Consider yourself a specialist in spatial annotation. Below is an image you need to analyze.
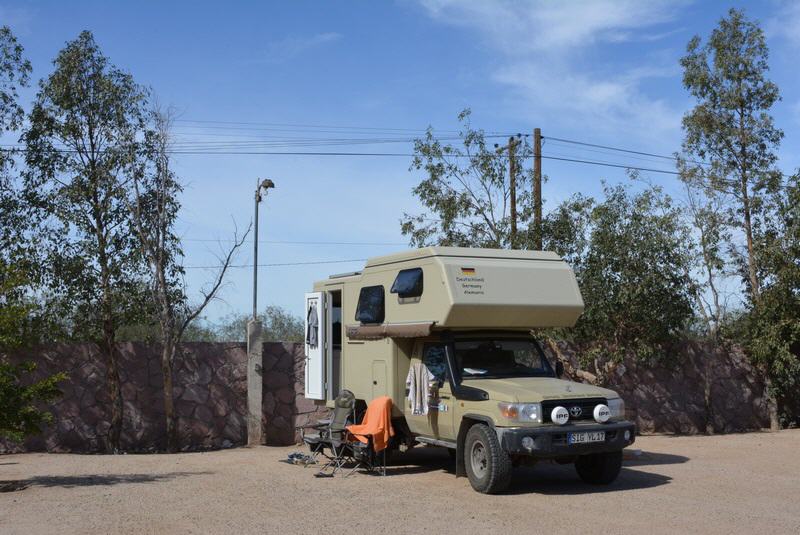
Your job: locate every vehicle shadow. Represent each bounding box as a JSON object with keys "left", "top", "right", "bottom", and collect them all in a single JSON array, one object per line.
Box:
[
  {"left": 9, "top": 471, "right": 212, "bottom": 490},
  {"left": 505, "top": 464, "right": 671, "bottom": 495},
  {"left": 387, "top": 446, "right": 676, "bottom": 494},
  {"left": 625, "top": 451, "right": 690, "bottom": 466}
]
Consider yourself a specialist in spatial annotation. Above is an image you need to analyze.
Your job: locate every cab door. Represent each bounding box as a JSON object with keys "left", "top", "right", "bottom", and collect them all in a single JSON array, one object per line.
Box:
[{"left": 404, "top": 342, "right": 456, "bottom": 441}]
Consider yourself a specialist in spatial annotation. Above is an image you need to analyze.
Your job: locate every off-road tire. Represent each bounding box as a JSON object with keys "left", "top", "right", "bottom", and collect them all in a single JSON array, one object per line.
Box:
[
  {"left": 575, "top": 450, "right": 623, "bottom": 485},
  {"left": 464, "top": 424, "right": 513, "bottom": 494}
]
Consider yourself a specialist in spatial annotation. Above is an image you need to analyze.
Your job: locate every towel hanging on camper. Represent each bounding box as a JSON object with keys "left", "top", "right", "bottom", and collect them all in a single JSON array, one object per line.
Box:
[
  {"left": 306, "top": 301, "right": 319, "bottom": 348},
  {"left": 406, "top": 362, "right": 434, "bottom": 415}
]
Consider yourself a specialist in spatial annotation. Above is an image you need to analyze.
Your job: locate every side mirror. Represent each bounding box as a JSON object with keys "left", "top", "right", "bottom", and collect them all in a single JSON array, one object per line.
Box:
[{"left": 555, "top": 361, "right": 564, "bottom": 378}]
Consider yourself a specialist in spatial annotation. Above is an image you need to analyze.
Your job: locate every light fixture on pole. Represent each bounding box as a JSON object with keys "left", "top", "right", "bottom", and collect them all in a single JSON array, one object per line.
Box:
[{"left": 253, "top": 178, "right": 275, "bottom": 320}]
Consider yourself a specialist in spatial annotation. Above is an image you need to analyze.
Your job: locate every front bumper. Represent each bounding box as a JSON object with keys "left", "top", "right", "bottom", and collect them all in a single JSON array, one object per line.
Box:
[{"left": 496, "top": 421, "right": 636, "bottom": 458}]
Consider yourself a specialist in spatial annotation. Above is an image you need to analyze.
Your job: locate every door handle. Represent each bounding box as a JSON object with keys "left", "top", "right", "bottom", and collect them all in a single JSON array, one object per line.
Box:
[{"left": 439, "top": 395, "right": 450, "bottom": 399}]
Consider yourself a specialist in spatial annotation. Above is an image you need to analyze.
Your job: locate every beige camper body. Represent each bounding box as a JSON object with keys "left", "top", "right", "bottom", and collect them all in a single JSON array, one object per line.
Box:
[{"left": 309, "top": 247, "right": 585, "bottom": 403}]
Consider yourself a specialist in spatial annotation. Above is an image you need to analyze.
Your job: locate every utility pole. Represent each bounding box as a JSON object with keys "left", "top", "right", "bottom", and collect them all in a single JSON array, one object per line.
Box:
[
  {"left": 533, "top": 127, "right": 543, "bottom": 251},
  {"left": 508, "top": 136, "right": 518, "bottom": 249},
  {"left": 247, "top": 178, "right": 275, "bottom": 447}
]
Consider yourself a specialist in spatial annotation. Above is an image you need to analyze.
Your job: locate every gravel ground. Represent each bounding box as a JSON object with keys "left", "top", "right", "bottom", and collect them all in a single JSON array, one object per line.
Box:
[{"left": 1, "top": 431, "right": 798, "bottom": 535}]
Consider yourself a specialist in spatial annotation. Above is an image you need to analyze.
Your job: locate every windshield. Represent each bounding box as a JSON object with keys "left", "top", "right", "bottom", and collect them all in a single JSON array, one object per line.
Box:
[{"left": 454, "top": 338, "right": 554, "bottom": 379}]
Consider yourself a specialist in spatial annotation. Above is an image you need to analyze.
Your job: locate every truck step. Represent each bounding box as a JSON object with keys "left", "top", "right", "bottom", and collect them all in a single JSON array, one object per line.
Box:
[{"left": 415, "top": 436, "right": 457, "bottom": 449}]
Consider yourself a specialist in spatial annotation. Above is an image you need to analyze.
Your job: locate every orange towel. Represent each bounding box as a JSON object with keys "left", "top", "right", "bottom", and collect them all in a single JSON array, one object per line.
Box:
[{"left": 346, "top": 396, "right": 395, "bottom": 452}]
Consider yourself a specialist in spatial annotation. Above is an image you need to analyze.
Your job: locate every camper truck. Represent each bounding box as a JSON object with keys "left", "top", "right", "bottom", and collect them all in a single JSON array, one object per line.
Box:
[{"left": 304, "top": 247, "right": 635, "bottom": 493}]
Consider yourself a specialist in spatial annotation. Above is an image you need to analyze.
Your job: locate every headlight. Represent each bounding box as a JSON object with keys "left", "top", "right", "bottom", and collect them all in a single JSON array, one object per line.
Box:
[
  {"left": 498, "top": 402, "right": 543, "bottom": 423},
  {"left": 607, "top": 398, "right": 625, "bottom": 420}
]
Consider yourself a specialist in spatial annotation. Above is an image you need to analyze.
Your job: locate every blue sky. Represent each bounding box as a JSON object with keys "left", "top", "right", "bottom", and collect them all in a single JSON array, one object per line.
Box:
[{"left": 3, "top": 0, "right": 800, "bottom": 321}]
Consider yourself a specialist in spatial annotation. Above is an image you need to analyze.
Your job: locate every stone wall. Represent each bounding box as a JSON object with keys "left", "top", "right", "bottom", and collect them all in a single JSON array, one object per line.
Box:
[
  {"left": 546, "top": 341, "right": 770, "bottom": 433},
  {"left": 0, "top": 342, "right": 327, "bottom": 453},
  {"left": 1, "top": 340, "right": 770, "bottom": 453}
]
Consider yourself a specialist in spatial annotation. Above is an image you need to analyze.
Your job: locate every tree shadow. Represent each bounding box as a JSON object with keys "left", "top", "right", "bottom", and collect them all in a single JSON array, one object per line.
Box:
[{"left": 13, "top": 471, "right": 212, "bottom": 489}]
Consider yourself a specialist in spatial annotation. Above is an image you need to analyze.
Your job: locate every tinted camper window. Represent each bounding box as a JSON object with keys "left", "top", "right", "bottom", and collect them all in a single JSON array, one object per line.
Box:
[
  {"left": 355, "top": 285, "right": 385, "bottom": 324},
  {"left": 390, "top": 268, "right": 423, "bottom": 298}
]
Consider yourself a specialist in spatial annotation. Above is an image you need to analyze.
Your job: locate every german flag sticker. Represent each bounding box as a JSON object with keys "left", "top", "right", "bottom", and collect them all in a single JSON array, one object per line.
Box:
[{"left": 460, "top": 267, "right": 476, "bottom": 275}]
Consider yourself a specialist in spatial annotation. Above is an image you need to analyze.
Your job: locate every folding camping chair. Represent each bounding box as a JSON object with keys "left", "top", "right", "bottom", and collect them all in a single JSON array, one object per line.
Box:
[
  {"left": 296, "top": 389, "right": 356, "bottom": 476},
  {"left": 344, "top": 396, "right": 395, "bottom": 477}
]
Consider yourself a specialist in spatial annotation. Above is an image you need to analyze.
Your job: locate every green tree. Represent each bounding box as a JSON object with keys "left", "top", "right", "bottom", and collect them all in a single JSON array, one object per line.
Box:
[
  {"left": 23, "top": 31, "right": 150, "bottom": 451},
  {"left": 0, "top": 27, "right": 65, "bottom": 442},
  {"left": 544, "top": 184, "right": 694, "bottom": 368},
  {"left": 213, "top": 306, "right": 304, "bottom": 343},
  {"left": 680, "top": 8, "right": 784, "bottom": 429},
  {"left": 0, "top": 25, "right": 35, "bottom": 285},
  {"left": 402, "top": 109, "right": 533, "bottom": 248},
  {"left": 0, "top": 268, "right": 66, "bottom": 441}
]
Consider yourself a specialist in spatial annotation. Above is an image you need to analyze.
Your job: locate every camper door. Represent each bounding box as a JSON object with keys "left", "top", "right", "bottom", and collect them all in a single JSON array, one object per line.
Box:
[{"left": 304, "top": 292, "right": 326, "bottom": 400}]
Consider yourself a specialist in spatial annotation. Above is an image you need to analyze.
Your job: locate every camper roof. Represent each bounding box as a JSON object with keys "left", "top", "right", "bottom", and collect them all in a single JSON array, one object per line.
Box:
[{"left": 364, "top": 246, "right": 561, "bottom": 268}]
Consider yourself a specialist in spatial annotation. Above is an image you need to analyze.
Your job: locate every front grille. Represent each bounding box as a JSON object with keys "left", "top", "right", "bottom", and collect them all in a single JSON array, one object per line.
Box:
[{"left": 542, "top": 398, "right": 606, "bottom": 423}]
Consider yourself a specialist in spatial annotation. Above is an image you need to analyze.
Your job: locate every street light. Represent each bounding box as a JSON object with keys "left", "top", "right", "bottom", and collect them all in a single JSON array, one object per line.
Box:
[{"left": 253, "top": 178, "right": 275, "bottom": 320}]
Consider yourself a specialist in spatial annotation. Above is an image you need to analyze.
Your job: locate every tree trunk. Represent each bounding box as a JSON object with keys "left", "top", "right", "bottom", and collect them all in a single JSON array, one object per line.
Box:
[
  {"left": 764, "top": 374, "right": 780, "bottom": 431},
  {"left": 97, "top": 217, "right": 123, "bottom": 453},
  {"left": 703, "top": 344, "right": 715, "bottom": 434},
  {"left": 162, "top": 339, "right": 177, "bottom": 452},
  {"left": 740, "top": 170, "right": 760, "bottom": 303},
  {"left": 104, "top": 322, "right": 123, "bottom": 452}
]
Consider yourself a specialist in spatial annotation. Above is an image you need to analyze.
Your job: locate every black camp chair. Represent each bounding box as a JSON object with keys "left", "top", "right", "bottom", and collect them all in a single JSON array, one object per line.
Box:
[
  {"left": 320, "top": 397, "right": 392, "bottom": 477},
  {"left": 297, "top": 390, "right": 356, "bottom": 475}
]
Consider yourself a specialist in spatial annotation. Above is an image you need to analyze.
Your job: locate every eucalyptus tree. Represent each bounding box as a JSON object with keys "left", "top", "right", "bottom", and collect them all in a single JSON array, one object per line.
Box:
[
  {"left": 23, "top": 31, "right": 150, "bottom": 452},
  {"left": 402, "top": 109, "right": 533, "bottom": 249},
  {"left": 128, "top": 105, "right": 248, "bottom": 452},
  {"left": 680, "top": 8, "right": 782, "bottom": 304},
  {"left": 680, "top": 9, "right": 784, "bottom": 430}
]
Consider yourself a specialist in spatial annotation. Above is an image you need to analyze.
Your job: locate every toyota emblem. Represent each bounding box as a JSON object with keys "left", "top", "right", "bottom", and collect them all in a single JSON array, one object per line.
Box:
[{"left": 569, "top": 406, "right": 583, "bottom": 418}]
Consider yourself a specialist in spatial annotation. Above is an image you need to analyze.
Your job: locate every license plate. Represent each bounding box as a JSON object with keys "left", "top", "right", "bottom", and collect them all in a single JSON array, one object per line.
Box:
[{"left": 568, "top": 431, "right": 605, "bottom": 444}]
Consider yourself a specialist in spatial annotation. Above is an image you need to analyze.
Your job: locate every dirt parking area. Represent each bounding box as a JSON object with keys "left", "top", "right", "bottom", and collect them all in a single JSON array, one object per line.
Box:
[{"left": 1, "top": 431, "right": 798, "bottom": 534}]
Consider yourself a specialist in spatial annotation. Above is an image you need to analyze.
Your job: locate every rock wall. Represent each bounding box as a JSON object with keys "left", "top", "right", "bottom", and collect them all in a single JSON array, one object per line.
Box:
[
  {"left": 0, "top": 342, "right": 327, "bottom": 453},
  {"left": 546, "top": 341, "right": 770, "bottom": 434},
  {"left": 1, "top": 340, "right": 770, "bottom": 453}
]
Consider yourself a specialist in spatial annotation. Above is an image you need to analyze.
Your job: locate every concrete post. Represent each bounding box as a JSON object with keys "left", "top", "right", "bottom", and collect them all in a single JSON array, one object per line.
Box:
[{"left": 246, "top": 319, "right": 263, "bottom": 446}]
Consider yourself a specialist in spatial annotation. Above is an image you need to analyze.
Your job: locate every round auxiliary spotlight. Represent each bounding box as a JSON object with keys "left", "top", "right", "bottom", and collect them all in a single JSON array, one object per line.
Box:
[
  {"left": 521, "top": 436, "right": 535, "bottom": 450},
  {"left": 551, "top": 406, "right": 569, "bottom": 426},
  {"left": 593, "top": 404, "right": 611, "bottom": 423}
]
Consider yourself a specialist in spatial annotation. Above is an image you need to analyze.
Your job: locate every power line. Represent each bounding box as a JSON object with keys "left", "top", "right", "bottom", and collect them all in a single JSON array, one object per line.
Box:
[
  {"left": 1, "top": 145, "right": 683, "bottom": 174},
  {"left": 183, "top": 258, "right": 367, "bottom": 269},
  {"left": 175, "top": 119, "right": 453, "bottom": 133},
  {"left": 182, "top": 238, "right": 406, "bottom": 246},
  {"left": 540, "top": 153, "right": 679, "bottom": 175},
  {"left": 544, "top": 135, "right": 710, "bottom": 167}
]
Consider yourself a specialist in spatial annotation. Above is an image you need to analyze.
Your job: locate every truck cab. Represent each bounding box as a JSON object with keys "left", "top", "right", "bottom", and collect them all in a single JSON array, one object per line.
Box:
[{"left": 305, "top": 247, "right": 635, "bottom": 493}]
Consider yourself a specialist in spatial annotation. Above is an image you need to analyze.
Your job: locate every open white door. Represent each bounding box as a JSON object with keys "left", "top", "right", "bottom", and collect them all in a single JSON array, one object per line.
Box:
[{"left": 304, "top": 292, "right": 325, "bottom": 400}]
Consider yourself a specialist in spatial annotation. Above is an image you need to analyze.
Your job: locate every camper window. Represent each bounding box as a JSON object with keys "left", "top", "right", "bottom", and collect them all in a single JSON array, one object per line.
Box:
[
  {"left": 355, "top": 285, "right": 385, "bottom": 324},
  {"left": 390, "top": 268, "right": 423, "bottom": 298}
]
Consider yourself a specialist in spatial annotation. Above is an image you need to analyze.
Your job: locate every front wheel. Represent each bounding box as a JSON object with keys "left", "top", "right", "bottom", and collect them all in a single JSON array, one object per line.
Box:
[
  {"left": 464, "top": 424, "right": 513, "bottom": 494},
  {"left": 575, "top": 450, "right": 623, "bottom": 484}
]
